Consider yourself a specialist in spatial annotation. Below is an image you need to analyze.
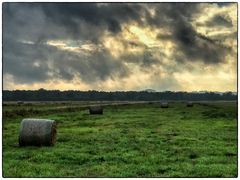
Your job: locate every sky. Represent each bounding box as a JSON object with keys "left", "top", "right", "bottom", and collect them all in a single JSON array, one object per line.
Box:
[{"left": 3, "top": 2, "right": 237, "bottom": 92}]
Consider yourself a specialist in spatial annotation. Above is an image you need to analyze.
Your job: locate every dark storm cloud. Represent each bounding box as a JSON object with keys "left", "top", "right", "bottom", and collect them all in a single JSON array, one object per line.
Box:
[
  {"left": 3, "top": 37, "right": 129, "bottom": 84},
  {"left": 146, "top": 3, "right": 199, "bottom": 27},
  {"left": 3, "top": 3, "right": 137, "bottom": 83},
  {"left": 120, "top": 50, "right": 162, "bottom": 70},
  {"left": 52, "top": 48, "right": 129, "bottom": 83},
  {"left": 151, "top": 3, "right": 232, "bottom": 64},
  {"left": 173, "top": 21, "right": 230, "bottom": 64},
  {"left": 216, "top": 2, "right": 235, "bottom": 7},
  {"left": 3, "top": 39, "right": 51, "bottom": 83},
  {"left": 3, "top": 3, "right": 146, "bottom": 42},
  {"left": 41, "top": 3, "right": 144, "bottom": 35},
  {"left": 205, "top": 14, "right": 233, "bottom": 27},
  {"left": 3, "top": 2, "right": 236, "bottom": 87}
]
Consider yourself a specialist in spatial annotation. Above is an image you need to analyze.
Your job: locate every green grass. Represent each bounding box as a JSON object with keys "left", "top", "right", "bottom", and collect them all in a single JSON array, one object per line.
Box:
[{"left": 3, "top": 102, "right": 237, "bottom": 177}]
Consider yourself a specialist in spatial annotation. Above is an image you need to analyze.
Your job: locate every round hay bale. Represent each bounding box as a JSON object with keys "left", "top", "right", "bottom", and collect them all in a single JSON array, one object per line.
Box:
[
  {"left": 186, "top": 102, "right": 194, "bottom": 107},
  {"left": 161, "top": 102, "right": 169, "bottom": 108},
  {"left": 89, "top": 106, "right": 103, "bottom": 115},
  {"left": 19, "top": 118, "right": 57, "bottom": 146}
]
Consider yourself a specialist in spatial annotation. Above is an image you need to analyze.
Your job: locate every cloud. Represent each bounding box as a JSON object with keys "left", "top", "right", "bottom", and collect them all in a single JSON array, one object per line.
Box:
[
  {"left": 4, "top": 38, "right": 130, "bottom": 84},
  {"left": 206, "top": 14, "right": 233, "bottom": 27},
  {"left": 150, "top": 3, "right": 233, "bottom": 64},
  {"left": 3, "top": 3, "right": 147, "bottom": 42},
  {"left": 2, "top": 2, "right": 237, "bottom": 91},
  {"left": 3, "top": 39, "right": 51, "bottom": 83}
]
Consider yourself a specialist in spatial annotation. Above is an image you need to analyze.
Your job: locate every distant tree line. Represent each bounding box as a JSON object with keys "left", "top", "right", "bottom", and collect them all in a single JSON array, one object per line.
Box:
[{"left": 2, "top": 89, "right": 237, "bottom": 101}]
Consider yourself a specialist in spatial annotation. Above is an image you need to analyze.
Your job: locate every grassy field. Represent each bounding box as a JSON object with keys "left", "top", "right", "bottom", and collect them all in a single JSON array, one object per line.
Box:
[{"left": 2, "top": 101, "right": 237, "bottom": 177}]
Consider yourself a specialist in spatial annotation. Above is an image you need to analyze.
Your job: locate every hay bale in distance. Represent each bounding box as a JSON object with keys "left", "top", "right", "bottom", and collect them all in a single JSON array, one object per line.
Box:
[
  {"left": 161, "top": 102, "right": 169, "bottom": 108},
  {"left": 89, "top": 106, "right": 103, "bottom": 115},
  {"left": 186, "top": 102, "right": 194, "bottom": 107},
  {"left": 19, "top": 118, "right": 57, "bottom": 146}
]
